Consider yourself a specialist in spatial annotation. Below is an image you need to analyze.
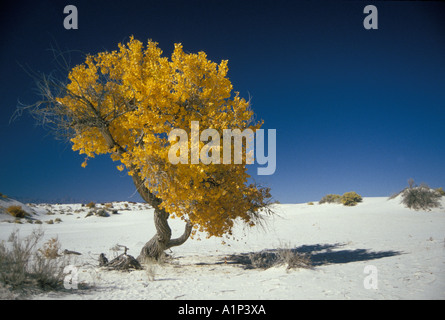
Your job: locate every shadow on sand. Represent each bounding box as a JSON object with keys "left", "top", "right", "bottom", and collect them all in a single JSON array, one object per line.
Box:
[{"left": 223, "top": 243, "right": 402, "bottom": 269}]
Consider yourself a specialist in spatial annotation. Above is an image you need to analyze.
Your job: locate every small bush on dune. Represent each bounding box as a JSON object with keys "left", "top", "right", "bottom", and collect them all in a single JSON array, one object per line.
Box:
[
  {"left": 436, "top": 187, "right": 445, "bottom": 196},
  {"left": 104, "top": 203, "right": 114, "bottom": 209},
  {"left": 319, "top": 192, "right": 362, "bottom": 206},
  {"left": 6, "top": 206, "right": 28, "bottom": 218},
  {"left": 319, "top": 194, "right": 341, "bottom": 204},
  {"left": 340, "top": 191, "right": 363, "bottom": 206},
  {"left": 390, "top": 180, "right": 443, "bottom": 211},
  {"left": 86, "top": 202, "right": 96, "bottom": 209},
  {"left": 95, "top": 209, "right": 110, "bottom": 217},
  {"left": 400, "top": 183, "right": 441, "bottom": 211}
]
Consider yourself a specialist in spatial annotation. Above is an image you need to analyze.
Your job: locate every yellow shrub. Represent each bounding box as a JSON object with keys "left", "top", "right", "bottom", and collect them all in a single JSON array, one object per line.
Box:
[
  {"left": 6, "top": 205, "right": 28, "bottom": 218},
  {"left": 340, "top": 192, "right": 362, "bottom": 206},
  {"left": 319, "top": 194, "right": 341, "bottom": 204},
  {"left": 86, "top": 202, "right": 96, "bottom": 209}
]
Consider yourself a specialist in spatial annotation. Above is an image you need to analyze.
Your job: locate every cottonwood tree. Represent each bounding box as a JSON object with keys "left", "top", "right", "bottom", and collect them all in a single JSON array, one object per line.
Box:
[{"left": 17, "top": 37, "right": 274, "bottom": 261}]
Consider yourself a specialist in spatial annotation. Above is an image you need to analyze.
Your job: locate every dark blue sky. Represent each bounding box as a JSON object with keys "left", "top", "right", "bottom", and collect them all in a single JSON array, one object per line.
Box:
[{"left": 1, "top": 0, "right": 444, "bottom": 204}]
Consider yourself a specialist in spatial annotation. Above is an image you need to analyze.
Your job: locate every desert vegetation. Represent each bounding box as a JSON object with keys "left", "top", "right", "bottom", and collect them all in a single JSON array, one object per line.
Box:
[
  {"left": 340, "top": 192, "right": 363, "bottom": 206},
  {"left": 319, "top": 194, "right": 342, "bottom": 204},
  {"left": 391, "top": 179, "right": 443, "bottom": 211},
  {"left": 319, "top": 192, "right": 362, "bottom": 206},
  {"left": 0, "top": 230, "right": 70, "bottom": 296},
  {"left": 6, "top": 205, "right": 28, "bottom": 218},
  {"left": 248, "top": 248, "right": 312, "bottom": 270}
]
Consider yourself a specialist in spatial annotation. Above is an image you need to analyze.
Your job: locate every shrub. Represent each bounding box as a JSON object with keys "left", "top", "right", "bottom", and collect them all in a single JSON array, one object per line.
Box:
[
  {"left": 6, "top": 206, "right": 28, "bottom": 218},
  {"left": 38, "top": 237, "right": 61, "bottom": 259},
  {"left": 104, "top": 203, "right": 113, "bottom": 209},
  {"left": 0, "top": 230, "right": 69, "bottom": 293},
  {"left": 436, "top": 187, "right": 445, "bottom": 196},
  {"left": 277, "top": 248, "right": 312, "bottom": 270},
  {"left": 319, "top": 194, "right": 341, "bottom": 204},
  {"left": 95, "top": 209, "right": 110, "bottom": 217},
  {"left": 248, "top": 248, "right": 312, "bottom": 270},
  {"left": 86, "top": 202, "right": 96, "bottom": 209},
  {"left": 340, "top": 191, "right": 362, "bottom": 206},
  {"left": 249, "top": 251, "right": 280, "bottom": 269},
  {"left": 401, "top": 184, "right": 441, "bottom": 211}
]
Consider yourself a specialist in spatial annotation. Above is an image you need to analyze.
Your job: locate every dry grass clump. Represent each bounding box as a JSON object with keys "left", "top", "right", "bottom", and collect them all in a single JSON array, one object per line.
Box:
[
  {"left": 249, "top": 247, "right": 312, "bottom": 270},
  {"left": 0, "top": 230, "right": 70, "bottom": 295},
  {"left": 38, "top": 237, "right": 61, "bottom": 259}
]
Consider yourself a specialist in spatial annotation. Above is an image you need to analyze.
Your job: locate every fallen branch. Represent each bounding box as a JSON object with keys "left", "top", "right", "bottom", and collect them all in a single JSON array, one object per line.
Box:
[
  {"left": 63, "top": 249, "right": 82, "bottom": 255},
  {"left": 98, "top": 245, "right": 142, "bottom": 271}
]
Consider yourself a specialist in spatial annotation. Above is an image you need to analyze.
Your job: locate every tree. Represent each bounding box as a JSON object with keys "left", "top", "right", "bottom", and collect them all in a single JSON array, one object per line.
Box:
[{"left": 18, "top": 37, "right": 274, "bottom": 261}]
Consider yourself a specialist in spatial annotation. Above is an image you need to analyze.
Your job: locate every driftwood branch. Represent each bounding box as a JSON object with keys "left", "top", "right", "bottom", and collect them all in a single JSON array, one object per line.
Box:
[{"left": 99, "top": 246, "right": 142, "bottom": 271}]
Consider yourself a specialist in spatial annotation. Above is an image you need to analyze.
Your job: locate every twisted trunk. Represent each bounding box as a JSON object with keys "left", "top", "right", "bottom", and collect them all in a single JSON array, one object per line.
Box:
[
  {"left": 137, "top": 207, "right": 193, "bottom": 261},
  {"left": 129, "top": 170, "right": 193, "bottom": 262}
]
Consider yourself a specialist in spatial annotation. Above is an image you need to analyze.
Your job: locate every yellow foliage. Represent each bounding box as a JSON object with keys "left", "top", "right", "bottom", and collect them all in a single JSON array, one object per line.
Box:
[
  {"left": 340, "top": 191, "right": 362, "bottom": 206},
  {"left": 57, "top": 36, "right": 272, "bottom": 238}
]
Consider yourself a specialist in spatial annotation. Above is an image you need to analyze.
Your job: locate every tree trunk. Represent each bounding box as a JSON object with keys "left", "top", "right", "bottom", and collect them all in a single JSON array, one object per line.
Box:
[
  {"left": 99, "top": 125, "right": 194, "bottom": 262},
  {"left": 137, "top": 206, "right": 193, "bottom": 262}
]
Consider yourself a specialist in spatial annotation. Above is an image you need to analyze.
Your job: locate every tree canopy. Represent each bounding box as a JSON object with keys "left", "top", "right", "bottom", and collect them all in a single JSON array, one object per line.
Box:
[{"left": 24, "top": 36, "right": 274, "bottom": 240}]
